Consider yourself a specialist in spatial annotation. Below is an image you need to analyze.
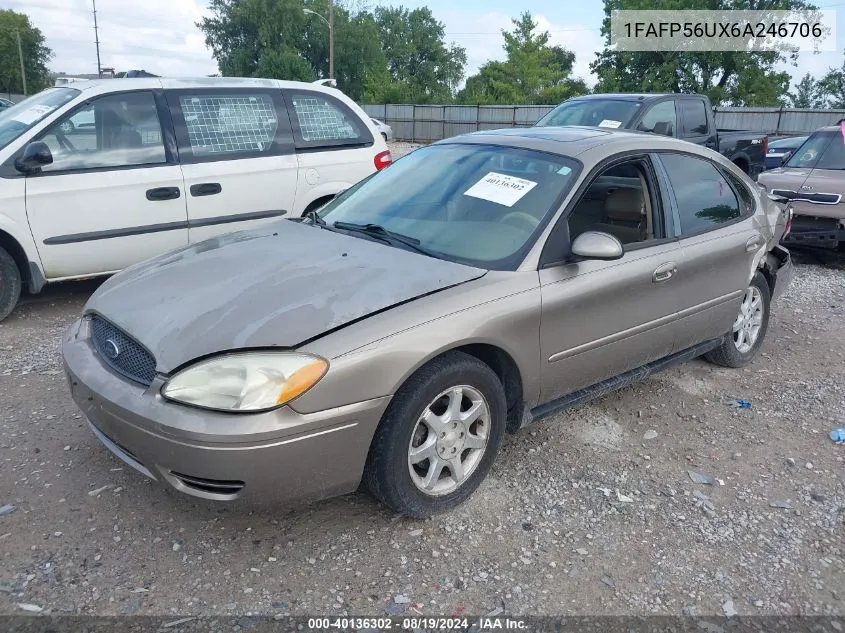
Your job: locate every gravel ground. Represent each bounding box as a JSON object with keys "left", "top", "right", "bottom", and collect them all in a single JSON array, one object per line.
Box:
[{"left": 0, "top": 162, "right": 843, "bottom": 617}]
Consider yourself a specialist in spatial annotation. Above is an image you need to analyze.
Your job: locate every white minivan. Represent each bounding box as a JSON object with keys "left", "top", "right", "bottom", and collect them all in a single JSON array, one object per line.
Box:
[{"left": 0, "top": 77, "right": 392, "bottom": 321}]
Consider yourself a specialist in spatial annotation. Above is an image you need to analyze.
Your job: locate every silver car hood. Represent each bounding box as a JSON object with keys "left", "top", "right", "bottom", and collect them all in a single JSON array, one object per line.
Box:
[{"left": 86, "top": 221, "right": 486, "bottom": 372}]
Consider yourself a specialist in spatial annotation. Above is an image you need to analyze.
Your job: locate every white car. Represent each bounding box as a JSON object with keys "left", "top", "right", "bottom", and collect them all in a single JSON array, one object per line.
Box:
[
  {"left": 371, "top": 117, "right": 393, "bottom": 141},
  {"left": 0, "top": 77, "right": 392, "bottom": 320}
]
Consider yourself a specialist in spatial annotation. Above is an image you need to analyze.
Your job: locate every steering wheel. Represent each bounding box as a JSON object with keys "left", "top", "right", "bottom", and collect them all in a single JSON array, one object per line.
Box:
[
  {"left": 55, "top": 131, "right": 77, "bottom": 154},
  {"left": 500, "top": 211, "right": 540, "bottom": 232}
]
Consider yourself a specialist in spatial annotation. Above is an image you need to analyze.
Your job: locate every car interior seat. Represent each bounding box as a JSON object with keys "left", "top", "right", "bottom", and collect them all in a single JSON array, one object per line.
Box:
[{"left": 592, "top": 188, "right": 647, "bottom": 243}]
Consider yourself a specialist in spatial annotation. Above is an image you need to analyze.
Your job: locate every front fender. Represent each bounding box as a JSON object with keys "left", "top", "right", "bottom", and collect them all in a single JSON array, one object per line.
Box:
[
  {"left": 292, "top": 271, "right": 543, "bottom": 415},
  {"left": 0, "top": 207, "right": 44, "bottom": 291}
]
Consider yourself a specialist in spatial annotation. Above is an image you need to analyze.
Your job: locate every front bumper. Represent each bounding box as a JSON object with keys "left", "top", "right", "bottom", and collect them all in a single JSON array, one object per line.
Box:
[{"left": 62, "top": 318, "right": 389, "bottom": 504}]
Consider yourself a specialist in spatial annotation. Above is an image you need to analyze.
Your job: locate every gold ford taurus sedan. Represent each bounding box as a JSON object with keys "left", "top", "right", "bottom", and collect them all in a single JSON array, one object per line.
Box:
[{"left": 63, "top": 126, "right": 794, "bottom": 517}]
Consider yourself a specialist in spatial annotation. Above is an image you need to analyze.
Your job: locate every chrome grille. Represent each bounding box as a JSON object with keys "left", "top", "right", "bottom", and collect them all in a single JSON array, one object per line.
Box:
[{"left": 90, "top": 315, "right": 156, "bottom": 386}]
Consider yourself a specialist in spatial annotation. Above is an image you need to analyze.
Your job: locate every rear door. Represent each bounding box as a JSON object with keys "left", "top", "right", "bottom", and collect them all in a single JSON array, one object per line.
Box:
[
  {"left": 166, "top": 88, "right": 297, "bottom": 244},
  {"left": 281, "top": 89, "right": 380, "bottom": 215},
  {"left": 677, "top": 98, "right": 718, "bottom": 151},
  {"left": 24, "top": 89, "right": 187, "bottom": 279},
  {"left": 654, "top": 152, "right": 759, "bottom": 351}
]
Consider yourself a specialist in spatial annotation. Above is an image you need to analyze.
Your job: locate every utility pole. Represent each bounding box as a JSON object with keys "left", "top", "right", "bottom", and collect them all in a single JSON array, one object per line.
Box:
[
  {"left": 15, "top": 30, "right": 26, "bottom": 96},
  {"left": 328, "top": 0, "right": 334, "bottom": 81},
  {"left": 92, "top": 0, "right": 102, "bottom": 78}
]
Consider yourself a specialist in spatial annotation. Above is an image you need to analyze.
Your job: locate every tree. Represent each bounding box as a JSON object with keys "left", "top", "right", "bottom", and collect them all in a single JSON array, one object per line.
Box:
[
  {"left": 591, "top": 0, "right": 818, "bottom": 106},
  {"left": 818, "top": 55, "right": 845, "bottom": 108},
  {"left": 786, "top": 73, "right": 824, "bottom": 108},
  {"left": 373, "top": 6, "right": 466, "bottom": 102},
  {"left": 457, "top": 12, "right": 588, "bottom": 105},
  {"left": 198, "top": 1, "right": 463, "bottom": 103},
  {"left": 0, "top": 10, "right": 52, "bottom": 95}
]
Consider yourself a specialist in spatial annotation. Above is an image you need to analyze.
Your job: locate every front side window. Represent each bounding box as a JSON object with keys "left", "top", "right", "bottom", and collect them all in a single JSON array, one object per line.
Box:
[
  {"left": 0, "top": 87, "right": 79, "bottom": 151},
  {"left": 316, "top": 144, "right": 581, "bottom": 269},
  {"left": 568, "top": 160, "right": 662, "bottom": 246},
  {"left": 660, "top": 154, "right": 741, "bottom": 235},
  {"left": 38, "top": 91, "right": 165, "bottom": 172},
  {"left": 535, "top": 98, "right": 641, "bottom": 129},
  {"left": 637, "top": 101, "right": 676, "bottom": 137},
  {"left": 179, "top": 94, "right": 279, "bottom": 157},
  {"left": 289, "top": 92, "right": 365, "bottom": 143}
]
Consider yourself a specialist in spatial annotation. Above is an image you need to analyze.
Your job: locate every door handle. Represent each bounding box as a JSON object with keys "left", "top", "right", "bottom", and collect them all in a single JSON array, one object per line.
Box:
[
  {"left": 745, "top": 235, "right": 762, "bottom": 252},
  {"left": 190, "top": 182, "right": 222, "bottom": 197},
  {"left": 146, "top": 187, "right": 181, "bottom": 201},
  {"left": 652, "top": 262, "right": 677, "bottom": 283}
]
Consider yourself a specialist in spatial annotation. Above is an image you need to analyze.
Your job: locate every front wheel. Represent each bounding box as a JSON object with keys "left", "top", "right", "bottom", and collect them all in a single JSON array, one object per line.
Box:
[
  {"left": 363, "top": 351, "right": 507, "bottom": 518},
  {"left": 704, "top": 271, "right": 770, "bottom": 368},
  {"left": 0, "top": 247, "right": 22, "bottom": 322}
]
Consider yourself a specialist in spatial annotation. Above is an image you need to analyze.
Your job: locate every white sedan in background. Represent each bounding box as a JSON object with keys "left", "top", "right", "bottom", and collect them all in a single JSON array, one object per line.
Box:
[{"left": 371, "top": 117, "right": 393, "bottom": 141}]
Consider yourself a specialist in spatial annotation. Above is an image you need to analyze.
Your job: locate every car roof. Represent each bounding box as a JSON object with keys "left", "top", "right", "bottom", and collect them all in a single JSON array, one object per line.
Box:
[
  {"left": 563, "top": 93, "right": 674, "bottom": 102},
  {"left": 434, "top": 125, "right": 710, "bottom": 158},
  {"left": 57, "top": 76, "right": 344, "bottom": 96}
]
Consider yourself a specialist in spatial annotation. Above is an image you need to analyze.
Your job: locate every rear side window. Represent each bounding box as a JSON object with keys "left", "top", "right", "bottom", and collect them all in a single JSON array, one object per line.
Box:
[
  {"left": 680, "top": 100, "right": 708, "bottom": 136},
  {"left": 659, "top": 153, "right": 741, "bottom": 235},
  {"left": 178, "top": 94, "right": 279, "bottom": 157},
  {"left": 286, "top": 91, "right": 372, "bottom": 148}
]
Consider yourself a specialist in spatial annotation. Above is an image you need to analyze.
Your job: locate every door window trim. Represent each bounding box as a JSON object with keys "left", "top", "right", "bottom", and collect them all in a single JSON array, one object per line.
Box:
[
  {"left": 539, "top": 152, "right": 675, "bottom": 269},
  {"left": 281, "top": 89, "right": 374, "bottom": 151},
  {"left": 0, "top": 89, "right": 177, "bottom": 179},
  {"left": 165, "top": 88, "right": 295, "bottom": 165},
  {"left": 652, "top": 150, "right": 748, "bottom": 239}
]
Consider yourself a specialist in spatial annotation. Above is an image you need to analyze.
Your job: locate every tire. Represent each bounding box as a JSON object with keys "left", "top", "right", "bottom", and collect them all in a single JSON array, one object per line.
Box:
[
  {"left": 704, "top": 271, "right": 770, "bottom": 368},
  {"left": 59, "top": 120, "right": 75, "bottom": 134},
  {"left": 363, "top": 351, "right": 507, "bottom": 518},
  {"left": 0, "top": 247, "right": 22, "bottom": 322},
  {"left": 381, "top": 132, "right": 388, "bottom": 142}
]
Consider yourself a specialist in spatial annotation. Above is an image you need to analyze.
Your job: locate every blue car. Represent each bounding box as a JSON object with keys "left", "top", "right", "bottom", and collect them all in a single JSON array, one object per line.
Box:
[{"left": 764, "top": 135, "right": 808, "bottom": 170}]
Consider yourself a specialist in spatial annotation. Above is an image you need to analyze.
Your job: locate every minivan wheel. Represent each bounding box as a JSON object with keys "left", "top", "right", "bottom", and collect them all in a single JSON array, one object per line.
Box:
[
  {"left": 0, "top": 247, "right": 22, "bottom": 322},
  {"left": 704, "top": 271, "right": 770, "bottom": 368},
  {"left": 363, "top": 351, "right": 507, "bottom": 518}
]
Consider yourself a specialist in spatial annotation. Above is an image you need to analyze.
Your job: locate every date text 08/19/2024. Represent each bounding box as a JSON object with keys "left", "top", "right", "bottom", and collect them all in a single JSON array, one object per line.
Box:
[{"left": 306, "top": 616, "right": 528, "bottom": 630}]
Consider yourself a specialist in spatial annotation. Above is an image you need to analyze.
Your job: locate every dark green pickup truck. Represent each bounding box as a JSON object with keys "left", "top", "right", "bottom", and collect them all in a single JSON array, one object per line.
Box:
[{"left": 536, "top": 93, "right": 768, "bottom": 180}]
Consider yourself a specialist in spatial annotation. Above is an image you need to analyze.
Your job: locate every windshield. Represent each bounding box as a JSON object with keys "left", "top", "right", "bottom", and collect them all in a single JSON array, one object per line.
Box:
[
  {"left": 784, "top": 131, "right": 844, "bottom": 170},
  {"left": 315, "top": 144, "right": 581, "bottom": 269},
  {"left": 769, "top": 136, "right": 806, "bottom": 150},
  {"left": 536, "top": 98, "right": 641, "bottom": 129},
  {"left": 0, "top": 88, "right": 79, "bottom": 151}
]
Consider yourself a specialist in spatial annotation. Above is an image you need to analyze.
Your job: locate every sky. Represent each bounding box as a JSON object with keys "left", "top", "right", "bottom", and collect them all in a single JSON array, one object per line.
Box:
[{"left": 9, "top": 0, "right": 845, "bottom": 92}]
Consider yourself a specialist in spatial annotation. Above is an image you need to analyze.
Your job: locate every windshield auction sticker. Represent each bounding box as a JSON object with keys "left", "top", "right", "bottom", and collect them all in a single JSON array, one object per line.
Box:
[
  {"left": 464, "top": 172, "right": 538, "bottom": 207},
  {"left": 13, "top": 104, "right": 56, "bottom": 125}
]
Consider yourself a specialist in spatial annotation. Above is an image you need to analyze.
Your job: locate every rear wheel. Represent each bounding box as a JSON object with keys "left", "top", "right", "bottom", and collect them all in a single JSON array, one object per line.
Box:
[
  {"left": 704, "top": 271, "right": 770, "bottom": 368},
  {"left": 0, "top": 247, "right": 22, "bottom": 322},
  {"left": 363, "top": 351, "right": 507, "bottom": 518}
]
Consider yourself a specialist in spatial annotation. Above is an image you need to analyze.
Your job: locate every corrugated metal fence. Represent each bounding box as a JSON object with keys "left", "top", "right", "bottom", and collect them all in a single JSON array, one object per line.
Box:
[{"left": 363, "top": 104, "right": 845, "bottom": 142}]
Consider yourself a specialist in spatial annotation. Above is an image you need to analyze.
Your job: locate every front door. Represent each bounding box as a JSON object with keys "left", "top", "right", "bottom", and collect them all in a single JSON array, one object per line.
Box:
[
  {"left": 539, "top": 157, "right": 682, "bottom": 402},
  {"left": 25, "top": 90, "right": 187, "bottom": 279},
  {"left": 166, "top": 88, "right": 298, "bottom": 244}
]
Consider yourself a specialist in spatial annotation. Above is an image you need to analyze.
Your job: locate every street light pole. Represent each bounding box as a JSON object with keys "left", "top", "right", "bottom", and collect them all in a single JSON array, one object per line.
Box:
[
  {"left": 15, "top": 30, "right": 26, "bottom": 96},
  {"left": 328, "top": 0, "right": 334, "bottom": 81},
  {"left": 303, "top": 5, "right": 334, "bottom": 81}
]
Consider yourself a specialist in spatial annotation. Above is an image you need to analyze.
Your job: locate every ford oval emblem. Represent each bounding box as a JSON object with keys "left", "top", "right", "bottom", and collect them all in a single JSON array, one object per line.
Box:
[{"left": 103, "top": 338, "right": 120, "bottom": 360}]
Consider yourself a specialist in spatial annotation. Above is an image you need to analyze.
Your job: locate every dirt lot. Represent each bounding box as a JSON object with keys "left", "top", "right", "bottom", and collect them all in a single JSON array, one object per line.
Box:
[{"left": 1, "top": 178, "right": 844, "bottom": 617}]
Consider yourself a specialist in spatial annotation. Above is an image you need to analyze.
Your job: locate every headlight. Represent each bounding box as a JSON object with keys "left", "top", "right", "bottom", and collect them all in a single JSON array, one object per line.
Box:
[{"left": 161, "top": 352, "right": 328, "bottom": 412}]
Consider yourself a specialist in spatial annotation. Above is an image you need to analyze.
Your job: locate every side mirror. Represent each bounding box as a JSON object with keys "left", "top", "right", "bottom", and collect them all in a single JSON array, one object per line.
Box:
[
  {"left": 14, "top": 141, "right": 53, "bottom": 173},
  {"left": 653, "top": 121, "right": 672, "bottom": 136},
  {"left": 779, "top": 150, "right": 793, "bottom": 166},
  {"left": 571, "top": 231, "right": 624, "bottom": 261}
]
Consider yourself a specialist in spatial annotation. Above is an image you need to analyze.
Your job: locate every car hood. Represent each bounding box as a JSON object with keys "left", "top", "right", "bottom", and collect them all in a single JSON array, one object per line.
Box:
[{"left": 86, "top": 221, "right": 486, "bottom": 372}]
